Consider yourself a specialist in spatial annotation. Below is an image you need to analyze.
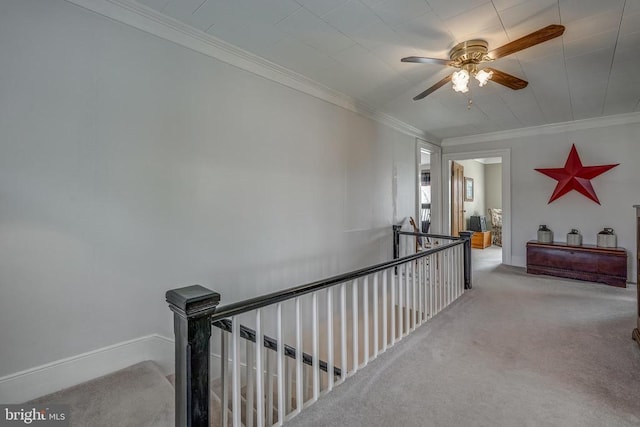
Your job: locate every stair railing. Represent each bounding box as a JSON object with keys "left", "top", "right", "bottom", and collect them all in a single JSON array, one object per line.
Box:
[{"left": 166, "top": 226, "right": 471, "bottom": 427}]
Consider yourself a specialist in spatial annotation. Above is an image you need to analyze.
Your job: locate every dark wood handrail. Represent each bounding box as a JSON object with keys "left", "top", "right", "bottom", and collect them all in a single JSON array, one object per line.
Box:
[
  {"left": 210, "top": 239, "right": 463, "bottom": 321},
  {"left": 166, "top": 226, "right": 472, "bottom": 427}
]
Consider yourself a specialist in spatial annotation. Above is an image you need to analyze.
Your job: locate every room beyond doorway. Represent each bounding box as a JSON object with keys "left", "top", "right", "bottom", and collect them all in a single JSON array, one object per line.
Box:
[{"left": 442, "top": 149, "right": 511, "bottom": 266}]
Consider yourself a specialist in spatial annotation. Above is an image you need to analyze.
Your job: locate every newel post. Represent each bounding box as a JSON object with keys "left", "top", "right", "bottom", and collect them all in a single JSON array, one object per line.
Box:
[
  {"left": 458, "top": 231, "right": 473, "bottom": 289},
  {"left": 166, "top": 285, "right": 221, "bottom": 427}
]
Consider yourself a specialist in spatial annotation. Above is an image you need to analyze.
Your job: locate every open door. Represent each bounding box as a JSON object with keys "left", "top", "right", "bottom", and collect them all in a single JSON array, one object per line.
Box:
[{"left": 451, "top": 161, "right": 465, "bottom": 236}]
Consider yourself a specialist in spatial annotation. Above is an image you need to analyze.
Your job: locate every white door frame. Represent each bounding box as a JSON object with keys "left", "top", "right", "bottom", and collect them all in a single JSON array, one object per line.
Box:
[
  {"left": 442, "top": 148, "right": 511, "bottom": 265},
  {"left": 416, "top": 139, "right": 442, "bottom": 234}
]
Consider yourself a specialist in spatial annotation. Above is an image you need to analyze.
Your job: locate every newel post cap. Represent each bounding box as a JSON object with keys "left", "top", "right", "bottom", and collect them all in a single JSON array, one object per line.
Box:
[
  {"left": 459, "top": 231, "right": 473, "bottom": 239},
  {"left": 166, "top": 285, "right": 220, "bottom": 318}
]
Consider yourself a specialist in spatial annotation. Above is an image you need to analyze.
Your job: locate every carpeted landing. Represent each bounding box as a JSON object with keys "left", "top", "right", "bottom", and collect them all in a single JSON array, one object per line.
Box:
[
  {"left": 25, "top": 247, "right": 640, "bottom": 426},
  {"left": 287, "top": 246, "right": 640, "bottom": 427}
]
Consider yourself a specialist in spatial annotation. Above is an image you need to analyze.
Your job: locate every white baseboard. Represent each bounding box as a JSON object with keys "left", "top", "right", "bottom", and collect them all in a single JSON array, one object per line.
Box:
[{"left": 0, "top": 334, "right": 174, "bottom": 404}]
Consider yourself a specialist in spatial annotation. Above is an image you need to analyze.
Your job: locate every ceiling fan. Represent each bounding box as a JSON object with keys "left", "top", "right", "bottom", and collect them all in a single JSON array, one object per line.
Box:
[{"left": 402, "top": 25, "right": 565, "bottom": 101}]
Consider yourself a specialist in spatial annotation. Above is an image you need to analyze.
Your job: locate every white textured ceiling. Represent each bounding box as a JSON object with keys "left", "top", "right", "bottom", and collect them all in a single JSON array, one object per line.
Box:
[{"left": 137, "top": 0, "right": 640, "bottom": 140}]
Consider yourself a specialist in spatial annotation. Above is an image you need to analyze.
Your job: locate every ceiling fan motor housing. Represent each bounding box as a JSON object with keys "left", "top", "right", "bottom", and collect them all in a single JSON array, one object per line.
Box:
[{"left": 449, "top": 39, "right": 491, "bottom": 69}]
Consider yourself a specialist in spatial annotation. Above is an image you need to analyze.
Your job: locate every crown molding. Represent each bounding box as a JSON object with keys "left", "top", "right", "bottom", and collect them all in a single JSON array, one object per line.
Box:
[
  {"left": 64, "top": 0, "right": 428, "bottom": 140},
  {"left": 441, "top": 111, "right": 640, "bottom": 146}
]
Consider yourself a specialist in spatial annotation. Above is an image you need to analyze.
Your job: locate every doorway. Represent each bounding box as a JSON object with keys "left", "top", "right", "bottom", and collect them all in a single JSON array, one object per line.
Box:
[
  {"left": 451, "top": 161, "right": 465, "bottom": 237},
  {"left": 416, "top": 140, "right": 441, "bottom": 235},
  {"left": 442, "top": 149, "right": 511, "bottom": 265}
]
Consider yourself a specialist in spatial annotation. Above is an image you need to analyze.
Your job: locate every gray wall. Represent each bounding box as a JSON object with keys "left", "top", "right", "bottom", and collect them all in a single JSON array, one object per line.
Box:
[
  {"left": 443, "top": 121, "right": 640, "bottom": 278},
  {"left": 0, "top": 0, "right": 416, "bottom": 377},
  {"left": 484, "top": 163, "right": 502, "bottom": 211}
]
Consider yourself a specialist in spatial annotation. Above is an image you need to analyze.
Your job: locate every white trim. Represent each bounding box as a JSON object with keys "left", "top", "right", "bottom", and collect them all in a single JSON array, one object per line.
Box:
[
  {"left": 63, "top": 0, "right": 432, "bottom": 141},
  {"left": 441, "top": 111, "right": 640, "bottom": 146},
  {"left": 442, "top": 149, "right": 511, "bottom": 265},
  {"left": 0, "top": 334, "right": 174, "bottom": 404}
]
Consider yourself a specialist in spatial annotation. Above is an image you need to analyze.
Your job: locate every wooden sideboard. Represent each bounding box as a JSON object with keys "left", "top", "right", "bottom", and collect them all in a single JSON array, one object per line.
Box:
[{"left": 526, "top": 241, "right": 627, "bottom": 288}]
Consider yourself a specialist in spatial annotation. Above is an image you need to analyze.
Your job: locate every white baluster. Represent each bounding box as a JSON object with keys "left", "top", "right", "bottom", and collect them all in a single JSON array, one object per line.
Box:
[
  {"left": 363, "top": 276, "right": 369, "bottom": 365},
  {"left": 437, "top": 252, "right": 444, "bottom": 313},
  {"left": 412, "top": 260, "right": 417, "bottom": 331},
  {"left": 457, "top": 246, "right": 461, "bottom": 298},
  {"left": 382, "top": 269, "right": 388, "bottom": 352},
  {"left": 303, "top": 365, "right": 310, "bottom": 405},
  {"left": 459, "top": 245, "right": 464, "bottom": 298},
  {"left": 422, "top": 256, "right": 428, "bottom": 321},
  {"left": 266, "top": 351, "right": 273, "bottom": 427},
  {"left": 450, "top": 248, "right": 454, "bottom": 304},
  {"left": 443, "top": 251, "right": 448, "bottom": 308},
  {"left": 276, "top": 304, "right": 285, "bottom": 426},
  {"left": 429, "top": 254, "right": 435, "bottom": 319},
  {"left": 398, "top": 264, "right": 403, "bottom": 340},
  {"left": 312, "top": 292, "right": 320, "bottom": 401},
  {"left": 295, "top": 297, "right": 303, "bottom": 414},
  {"left": 417, "top": 257, "right": 423, "bottom": 326},
  {"left": 424, "top": 257, "right": 428, "bottom": 316},
  {"left": 246, "top": 339, "right": 255, "bottom": 427},
  {"left": 404, "top": 263, "right": 410, "bottom": 336},
  {"left": 340, "top": 283, "right": 347, "bottom": 381},
  {"left": 391, "top": 268, "right": 396, "bottom": 344},
  {"left": 451, "top": 246, "right": 456, "bottom": 300},
  {"left": 423, "top": 257, "right": 427, "bottom": 321},
  {"left": 448, "top": 250, "right": 452, "bottom": 306},
  {"left": 327, "top": 288, "right": 334, "bottom": 391},
  {"left": 404, "top": 262, "right": 413, "bottom": 335},
  {"left": 232, "top": 317, "right": 241, "bottom": 427},
  {"left": 444, "top": 249, "right": 451, "bottom": 307},
  {"left": 451, "top": 248, "right": 456, "bottom": 301},
  {"left": 352, "top": 279, "right": 359, "bottom": 373},
  {"left": 373, "top": 272, "right": 379, "bottom": 359},
  {"left": 255, "top": 311, "right": 265, "bottom": 427},
  {"left": 221, "top": 329, "right": 229, "bottom": 427},
  {"left": 285, "top": 359, "right": 293, "bottom": 414}
]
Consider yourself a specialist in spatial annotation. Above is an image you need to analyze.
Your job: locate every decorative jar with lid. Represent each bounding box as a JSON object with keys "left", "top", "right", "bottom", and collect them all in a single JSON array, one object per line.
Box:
[
  {"left": 597, "top": 228, "right": 617, "bottom": 248},
  {"left": 567, "top": 229, "right": 582, "bottom": 246},
  {"left": 537, "top": 225, "right": 553, "bottom": 243}
]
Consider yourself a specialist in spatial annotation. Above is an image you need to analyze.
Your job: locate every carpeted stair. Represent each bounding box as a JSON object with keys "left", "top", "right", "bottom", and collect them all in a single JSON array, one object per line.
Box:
[
  {"left": 28, "top": 361, "right": 174, "bottom": 427},
  {"left": 27, "top": 362, "right": 283, "bottom": 427}
]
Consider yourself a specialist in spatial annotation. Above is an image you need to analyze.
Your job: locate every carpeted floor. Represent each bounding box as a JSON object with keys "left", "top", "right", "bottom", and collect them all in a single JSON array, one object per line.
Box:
[
  {"left": 287, "top": 246, "right": 640, "bottom": 427},
  {"left": 28, "top": 361, "right": 174, "bottom": 427},
  {"left": 25, "top": 247, "right": 640, "bottom": 426}
]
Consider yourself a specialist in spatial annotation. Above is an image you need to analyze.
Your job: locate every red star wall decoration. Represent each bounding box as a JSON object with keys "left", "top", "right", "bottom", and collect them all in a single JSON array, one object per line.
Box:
[{"left": 535, "top": 144, "right": 619, "bottom": 205}]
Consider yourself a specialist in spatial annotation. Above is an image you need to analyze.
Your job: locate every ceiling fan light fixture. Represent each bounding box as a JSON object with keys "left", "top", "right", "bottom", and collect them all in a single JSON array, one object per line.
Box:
[
  {"left": 403, "top": 25, "right": 564, "bottom": 100},
  {"left": 475, "top": 69, "right": 493, "bottom": 87},
  {"left": 452, "top": 69, "right": 470, "bottom": 93}
]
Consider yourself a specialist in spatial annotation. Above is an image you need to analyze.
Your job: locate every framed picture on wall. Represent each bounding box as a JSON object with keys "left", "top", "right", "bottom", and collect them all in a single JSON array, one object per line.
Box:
[{"left": 464, "top": 177, "right": 474, "bottom": 201}]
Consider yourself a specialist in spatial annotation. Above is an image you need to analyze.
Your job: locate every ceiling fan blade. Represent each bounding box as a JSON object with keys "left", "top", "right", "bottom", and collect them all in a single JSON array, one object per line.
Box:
[
  {"left": 402, "top": 56, "right": 453, "bottom": 66},
  {"left": 485, "top": 68, "right": 528, "bottom": 90},
  {"left": 487, "top": 24, "right": 565, "bottom": 60},
  {"left": 413, "top": 74, "right": 452, "bottom": 101}
]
